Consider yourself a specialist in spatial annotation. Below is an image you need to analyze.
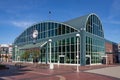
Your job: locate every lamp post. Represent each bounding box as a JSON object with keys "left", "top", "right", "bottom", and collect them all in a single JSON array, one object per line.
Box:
[
  {"left": 76, "top": 34, "right": 80, "bottom": 72},
  {"left": 48, "top": 39, "right": 53, "bottom": 69}
]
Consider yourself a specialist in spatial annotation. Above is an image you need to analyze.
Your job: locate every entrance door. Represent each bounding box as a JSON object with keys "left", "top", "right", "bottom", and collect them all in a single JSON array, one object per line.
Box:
[
  {"left": 60, "top": 57, "right": 64, "bottom": 63},
  {"left": 86, "top": 57, "right": 90, "bottom": 65}
]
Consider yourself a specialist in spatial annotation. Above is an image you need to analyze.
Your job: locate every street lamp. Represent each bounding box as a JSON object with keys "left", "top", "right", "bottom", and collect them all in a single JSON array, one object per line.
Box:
[
  {"left": 76, "top": 34, "right": 80, "bottom": 72},
  {"left": 48, "top": 39, "right": 53, "bottom": 69}
]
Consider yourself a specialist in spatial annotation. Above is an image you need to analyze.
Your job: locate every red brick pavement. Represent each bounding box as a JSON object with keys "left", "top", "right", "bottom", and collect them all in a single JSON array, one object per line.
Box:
[{"left": 0, "top": 62, "right": 119, "bottom": 80}]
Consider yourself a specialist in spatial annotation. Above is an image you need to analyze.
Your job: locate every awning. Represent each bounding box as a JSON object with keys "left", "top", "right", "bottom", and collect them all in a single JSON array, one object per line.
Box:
[{"left": 19, "top": 41, "right": 47, "bottom": 50}]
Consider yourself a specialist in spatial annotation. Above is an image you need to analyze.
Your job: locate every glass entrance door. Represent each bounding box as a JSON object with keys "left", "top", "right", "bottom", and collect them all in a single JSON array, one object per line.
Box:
[
  {"left": 60, "top": 57, "right": 64, "bottom": 63},
  {"left": 86, "top": 57, "right": 90, "bottom": 65}
]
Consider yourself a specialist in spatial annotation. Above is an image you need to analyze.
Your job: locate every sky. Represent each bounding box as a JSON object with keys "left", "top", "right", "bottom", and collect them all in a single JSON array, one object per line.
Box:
[{"left": 0, "top": 0, "right": 120, "bottom": 44}]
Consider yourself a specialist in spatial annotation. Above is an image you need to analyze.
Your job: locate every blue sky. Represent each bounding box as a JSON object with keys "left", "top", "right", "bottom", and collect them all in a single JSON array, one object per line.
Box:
[{"left": 0, "top": 0, "right": 120, "bottom": 44}]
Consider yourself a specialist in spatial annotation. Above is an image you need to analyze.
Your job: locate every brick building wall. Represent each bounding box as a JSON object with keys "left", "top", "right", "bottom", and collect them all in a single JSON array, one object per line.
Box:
[{"left": 105, "top": 40, "right": 118, "bottom": 64}]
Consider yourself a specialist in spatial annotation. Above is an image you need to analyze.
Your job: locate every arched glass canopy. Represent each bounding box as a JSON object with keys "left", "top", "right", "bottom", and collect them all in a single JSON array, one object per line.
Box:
[
  {"left": 14, "top": 21, "right": 78, "bottom": 45},
  {"left": 86, "top": 14, "right": 104, "bottom": 37}
]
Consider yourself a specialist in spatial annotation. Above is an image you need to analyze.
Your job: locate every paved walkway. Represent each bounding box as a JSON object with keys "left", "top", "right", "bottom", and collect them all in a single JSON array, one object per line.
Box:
[
  {"left": 86, "top": 66, "right": 120, "bottom": 79},
  {"left": 0, "top": 62, "right": 120, "bottom": 80}
]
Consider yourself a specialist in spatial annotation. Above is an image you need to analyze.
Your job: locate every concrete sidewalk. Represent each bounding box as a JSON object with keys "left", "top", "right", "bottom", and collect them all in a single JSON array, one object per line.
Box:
[
  {"left": 85, "top": 66, "right": 120, "bottom": 79},
  {"left": 0, "top": 62, "right": 120, "bottom": 80}
]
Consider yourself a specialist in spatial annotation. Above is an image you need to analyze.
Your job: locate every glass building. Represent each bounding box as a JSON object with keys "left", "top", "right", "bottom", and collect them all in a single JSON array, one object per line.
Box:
[{"left": 13, "top": 13, "right": 105, "bottom": 66}]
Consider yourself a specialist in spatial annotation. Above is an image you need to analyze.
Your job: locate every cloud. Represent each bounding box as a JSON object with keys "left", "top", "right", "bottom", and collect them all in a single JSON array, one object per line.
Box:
[{"left": 11, "top": 21, "right": 35, "bottom": 28}]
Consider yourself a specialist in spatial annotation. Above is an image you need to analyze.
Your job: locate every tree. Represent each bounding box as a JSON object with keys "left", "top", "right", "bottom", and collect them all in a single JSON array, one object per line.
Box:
[
  {"left": 21, "top": 49, "right": 40, "bottom": 62},
  {"left": 21, "top": 50, "right": 30, "bottom": 61},
  {"left": 32, "top": 49, "right": 40, "bottom": 59},
  {"left": 31, "top": 49, "right": 40, "bottom": 63}
]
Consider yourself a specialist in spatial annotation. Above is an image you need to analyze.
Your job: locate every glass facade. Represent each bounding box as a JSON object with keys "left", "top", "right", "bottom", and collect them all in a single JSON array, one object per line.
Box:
[
  {"left": 14, "top": 22, "right": 78, "bottom": 45},
  {"left": 86, "top": 14, "right": 104, "bottom": 37},
  {"left": 13, "top": 13, "right": 105, "bottom": 65},
  {"left": 86, "top": 36, "right": 104, "bottom": 64},
  {"left": 85, "top": 14, "right": 105, "bottom": 65},
  {"left": 40, "top": 37, "right": 80, "bottom": 64},
  {"left": 14, "top": 22, "right": 80, "bottom": 64}
]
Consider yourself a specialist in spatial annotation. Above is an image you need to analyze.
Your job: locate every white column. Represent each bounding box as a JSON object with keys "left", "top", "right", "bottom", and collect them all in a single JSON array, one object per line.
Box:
[
  {"left": 49, "top": 40, "right": 51, "bottom": 64},
  {"left": 76, "top": 34, "right": 80, "bottom": 72},
  {"left": 49, "top": 39, "right": 53, "bottom": 69}
]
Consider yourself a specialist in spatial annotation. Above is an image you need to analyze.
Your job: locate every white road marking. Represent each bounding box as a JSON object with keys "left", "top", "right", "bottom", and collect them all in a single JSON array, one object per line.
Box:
[{"left": 56, "top": 75, "right": 66, "bottom": 80}]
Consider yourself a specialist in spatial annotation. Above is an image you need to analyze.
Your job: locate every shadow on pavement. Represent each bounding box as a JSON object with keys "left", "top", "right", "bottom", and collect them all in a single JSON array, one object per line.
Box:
[{"left": 0, "top": 63, "right": 32, "bottom": 79}]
